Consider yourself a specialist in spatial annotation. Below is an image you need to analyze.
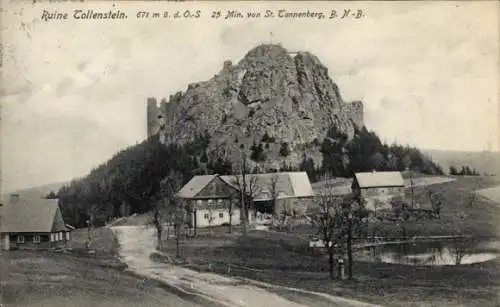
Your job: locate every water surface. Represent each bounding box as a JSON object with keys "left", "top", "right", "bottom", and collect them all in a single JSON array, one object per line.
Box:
[{"left": 357, "top": 239, "right": 500, "bottom": 266}]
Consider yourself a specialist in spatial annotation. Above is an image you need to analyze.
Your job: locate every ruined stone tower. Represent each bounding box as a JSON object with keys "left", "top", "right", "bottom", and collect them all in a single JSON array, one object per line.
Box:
[{"left": 146, "top": 97, "right": 160, "bottom": 138}]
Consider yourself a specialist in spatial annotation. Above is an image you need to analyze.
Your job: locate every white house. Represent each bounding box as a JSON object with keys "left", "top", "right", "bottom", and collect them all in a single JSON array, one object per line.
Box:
[{"left": 176, "top": 172, "right": 315, "bottom": 229}]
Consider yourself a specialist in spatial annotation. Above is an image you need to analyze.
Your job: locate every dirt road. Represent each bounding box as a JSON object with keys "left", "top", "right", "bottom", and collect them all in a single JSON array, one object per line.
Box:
[{"left": 111, "top": 225, "right": 383, "bottom": 307}]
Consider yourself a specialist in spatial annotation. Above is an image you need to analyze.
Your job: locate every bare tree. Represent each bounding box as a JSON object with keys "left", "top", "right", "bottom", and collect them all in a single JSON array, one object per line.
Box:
[
  {"left": 467, "top": 178, "right": 480, "bottom": 208},
  {"left": 340, "top": 194, "right": 368, "bottom": 280},
  {"left": 311, "top": 189, "right": 369, "bottom": 280},
  {"left": 428, "top": 189, "right": 443, "bottom": 218},
  {"left": 268, "top": 173, "right": 282, "bottom": 228},
  {"left": 231, "top": 151, "right": 261, "bottom": 236},
  {"left": 310, "top": 193, "right": 344, "bottom": 279},
  {"left": 207, "top": 200, "right": 216, "bottom": 236},
  {"left": 247, "top": 174, "right": 261, "bottom": 221},
  {"left": 227, "top": 196, "right": 235, "bottom": 234},
  {"left": 391, "top": 195, "right": 411, "bottom": 240},
  {"left": 150, "top": 171, "right": 183, "bottom": 250},
  {"left": 85, "top": 203, "right": 103, "bottom": 248},
  {"left": 173, "top": 201, "right": 187, "bottom": 258}
]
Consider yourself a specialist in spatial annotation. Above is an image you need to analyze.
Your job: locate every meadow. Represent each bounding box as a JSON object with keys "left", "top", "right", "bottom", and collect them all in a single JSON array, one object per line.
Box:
[{"left": 157, "top": 176, "right": 500, "bottom": 307}]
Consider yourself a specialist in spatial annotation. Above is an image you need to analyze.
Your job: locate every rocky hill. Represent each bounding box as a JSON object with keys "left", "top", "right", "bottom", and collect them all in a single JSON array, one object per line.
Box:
[
  {"left": 149, "top": 44, "right": 364, "bottom": 170},
  {"left": 55, "top": 44, "right": 444, "bottom": 227}
]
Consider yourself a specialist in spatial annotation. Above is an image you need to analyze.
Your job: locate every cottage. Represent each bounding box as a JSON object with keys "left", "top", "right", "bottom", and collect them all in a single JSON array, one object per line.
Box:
[
  {"left": 177, "top": 175, "right": 241, "bottom": 229},
  {"left": 351, "top": 171, "right": 405, "bottom": 211},
  {"left": 176, "top": 172, "right": 315, "bottom": 229},
  {"left": 0, "top": 194, "right": 73, "bottom": 251}
]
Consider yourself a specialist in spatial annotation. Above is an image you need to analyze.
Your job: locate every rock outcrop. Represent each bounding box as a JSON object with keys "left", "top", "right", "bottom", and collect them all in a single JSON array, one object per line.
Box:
[{"left": 148, "top": 44, "right": 364, "bottom": 169}]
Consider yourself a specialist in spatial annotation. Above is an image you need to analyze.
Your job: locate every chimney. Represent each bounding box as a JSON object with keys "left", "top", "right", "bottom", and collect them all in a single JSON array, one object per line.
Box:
[{"left": 10, "top": 194, "right": 20, "bottom": 202}]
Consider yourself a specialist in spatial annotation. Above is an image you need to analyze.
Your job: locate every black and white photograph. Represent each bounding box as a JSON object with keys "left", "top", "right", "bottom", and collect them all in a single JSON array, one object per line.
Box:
[{"left": 1, "top": 1, "right": 499, "bottom": 306}]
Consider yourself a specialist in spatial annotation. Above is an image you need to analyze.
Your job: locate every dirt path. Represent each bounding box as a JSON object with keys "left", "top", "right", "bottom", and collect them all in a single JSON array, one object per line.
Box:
[
  {"left": 476, "top": 185, "right": 500, "bottom": 203},
  {"left": 111, "top": 225, "right": 383, "bottom": 307}
]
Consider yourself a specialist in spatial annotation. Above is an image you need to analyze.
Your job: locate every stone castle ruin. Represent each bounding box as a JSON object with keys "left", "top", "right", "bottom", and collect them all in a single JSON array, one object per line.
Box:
[{"left": 146, "top": 44, "right": 365, "bottom": 164}]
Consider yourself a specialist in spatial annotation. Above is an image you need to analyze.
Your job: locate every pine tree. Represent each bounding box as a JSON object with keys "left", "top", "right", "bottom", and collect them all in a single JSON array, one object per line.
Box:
[{"left": 279, "top": 142, "right": 291, "bottom": 157}]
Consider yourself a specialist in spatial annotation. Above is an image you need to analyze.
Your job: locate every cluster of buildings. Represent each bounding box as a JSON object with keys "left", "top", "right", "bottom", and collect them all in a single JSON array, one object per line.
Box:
[
  {"left": 176, "top": 170, "right": 405, "bottom": 228},
  {"left": 0, "top": 170, "right": 405, "bottom": 251}
]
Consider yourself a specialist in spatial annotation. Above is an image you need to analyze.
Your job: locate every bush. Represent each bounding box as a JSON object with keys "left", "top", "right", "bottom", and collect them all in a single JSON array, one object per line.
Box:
[{"left": 279, "top": 142, "right": 291, "bottom": 157}]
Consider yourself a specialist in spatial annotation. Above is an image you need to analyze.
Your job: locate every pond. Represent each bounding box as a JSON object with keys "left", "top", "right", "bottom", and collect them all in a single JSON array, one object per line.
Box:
[{"left": 356, "top": 239, "right": 500, "bottom": 266}]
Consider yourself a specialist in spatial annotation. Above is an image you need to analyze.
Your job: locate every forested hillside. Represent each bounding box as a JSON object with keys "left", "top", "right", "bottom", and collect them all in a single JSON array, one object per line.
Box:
[{"left": 56, "top": 126, "right": 442, "bottom": 228}]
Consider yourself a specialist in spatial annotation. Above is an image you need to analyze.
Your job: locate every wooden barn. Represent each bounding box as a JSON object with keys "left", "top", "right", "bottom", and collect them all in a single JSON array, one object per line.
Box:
[
  {"left": 0, "top": 194, "right": 73, "bottom": 251},
  {"left": 351, "top": 171, "right": 405, "bottom": 212}
]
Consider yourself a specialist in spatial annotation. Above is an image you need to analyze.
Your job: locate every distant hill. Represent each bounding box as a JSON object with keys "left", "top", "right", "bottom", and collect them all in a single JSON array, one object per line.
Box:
[
  {"left": 1, "top": 181, "right": 66, "bottom": 201},
  {"left": 422, "top": 149, "right": 500, "bottom": 176}
]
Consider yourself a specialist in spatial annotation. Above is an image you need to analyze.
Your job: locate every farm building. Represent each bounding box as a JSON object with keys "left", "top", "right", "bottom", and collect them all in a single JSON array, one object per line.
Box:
[
  {"left": 0, "top": 194, "right": 73, "bottom": 251},
  {"left": 351, "top": 171, "right": 405, "bottom": 211},
  {"left": 177, "top": 175, "right": 242, "bottom": 229},
  {"left": 176, "top": 172, "right": 315, "bottom": 228},
  {"left": 220, "top": 172, "right": 315, "bottom": 216}
]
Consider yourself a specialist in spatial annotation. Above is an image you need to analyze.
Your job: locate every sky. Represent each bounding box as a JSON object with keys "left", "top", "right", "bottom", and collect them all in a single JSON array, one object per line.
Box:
[{"left": 1, "top": 1, "right": 499, "bottom": 192}]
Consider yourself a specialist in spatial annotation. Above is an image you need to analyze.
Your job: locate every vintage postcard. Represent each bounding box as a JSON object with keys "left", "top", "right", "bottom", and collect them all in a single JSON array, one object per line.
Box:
[{"left": 1, "top": 1, "right": 499, "bottom": 306}]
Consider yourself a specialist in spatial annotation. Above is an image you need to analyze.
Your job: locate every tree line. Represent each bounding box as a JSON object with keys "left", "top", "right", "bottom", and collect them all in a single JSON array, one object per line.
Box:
[
  {"left": 449, "top": 165, "right": 480, "bottom": 176},
  {"left": 300, "top": 126, "right": 444, "bottom": 182}
]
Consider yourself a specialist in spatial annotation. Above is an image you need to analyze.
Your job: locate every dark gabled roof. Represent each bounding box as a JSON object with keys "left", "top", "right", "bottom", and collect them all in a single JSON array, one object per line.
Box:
[{"left": 0, "top": 198, "right": 68, "bottom": 233}]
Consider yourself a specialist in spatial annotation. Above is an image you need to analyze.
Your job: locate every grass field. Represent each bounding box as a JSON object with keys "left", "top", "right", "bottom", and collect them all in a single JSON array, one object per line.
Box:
[
  {"left": 371, "top": 175, "right": 500, "bottom": 239},
  {"left": 0, "top": 227, "right": 202, "bottom": 307},
  {"left": 157, "top": 176, "right": 500, "bottom": 307},
  {"left": 69, "top": 227, "right": 120, "bottom": 257},
  {"left": 0, "top": 250, "right": 202, "bottom": 307},
  {"left": 159, "top": 229, "right": 500, "bottom": 306}
]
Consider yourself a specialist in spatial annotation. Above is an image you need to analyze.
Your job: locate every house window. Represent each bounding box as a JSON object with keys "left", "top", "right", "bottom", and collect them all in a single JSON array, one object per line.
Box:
[
  {"left": 66, "top": 232, "right": 70, "bottom": 240},
  {"left": 33, "top": 235, "right": 41, "bottom": 243},
  {"left": 204, "top": 213, "right": 209, "bottom": 219},
  {"left": 197, "top": 200, "right": 202, "bottom": 205},
  {"left": 219, "top": 212, "right": 224, "bottom": 218},
  {"left": 218, "top": 199, "right": 223, "bottom": 204},
  {"left": 17, "top": 235, "right": 25, "bottom": 243},
  {"left": 208, "top": 199, "right": 213, "bottom": 204}
]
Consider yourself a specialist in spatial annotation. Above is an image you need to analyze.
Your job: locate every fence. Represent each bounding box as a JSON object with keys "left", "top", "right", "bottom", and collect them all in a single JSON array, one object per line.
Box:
[{"left": 181, "top": 257, "right": 333, "bottom": 281}]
